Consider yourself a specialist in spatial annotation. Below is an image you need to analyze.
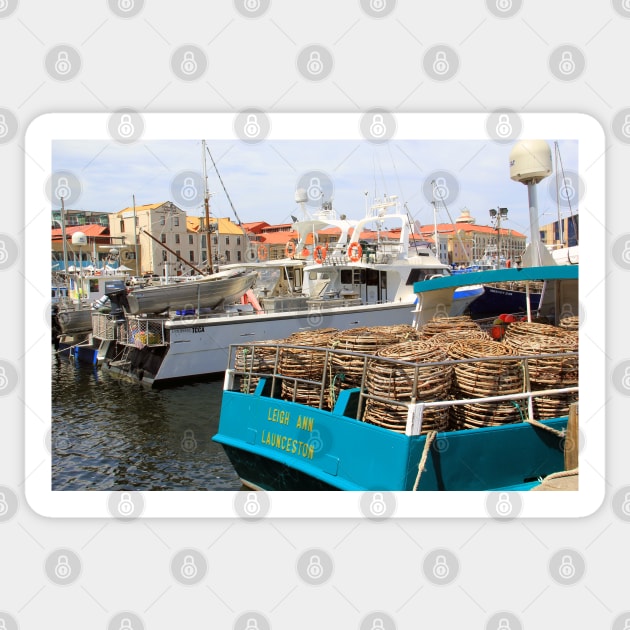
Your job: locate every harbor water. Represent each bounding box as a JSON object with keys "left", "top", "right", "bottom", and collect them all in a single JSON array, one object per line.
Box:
[{"left": 52, "top": 351, "right": 242, "bottom": 491}]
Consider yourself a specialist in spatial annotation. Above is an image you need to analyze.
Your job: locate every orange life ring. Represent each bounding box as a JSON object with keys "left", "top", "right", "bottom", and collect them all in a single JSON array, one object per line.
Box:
[
  {"left": 314, "top": 244, "right": 328, "bottom": 264},
  {"left": 257, "top": 244, "right": 268, "bottom": 261},
  {"left": 285, "top": 240, "right": 296, "bottom": 258},
  {"left": 347, "top": 242, "right": 362, "bottom": 262},
  {"left": 505, "top": 259, "right": 511, "bottom": 268}
]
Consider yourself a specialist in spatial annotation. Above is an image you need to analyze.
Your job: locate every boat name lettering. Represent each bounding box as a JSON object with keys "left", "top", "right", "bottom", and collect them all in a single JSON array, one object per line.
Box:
[
  {"left": 191, "top": 326, "right": 204, "bottom": 333},
  {"left": 260, "top": 430, "right": 315, "bottom": 460},
  {"left": 267, "top": 407, "right": 290, "bottom": 425},
  {"left": 296, "top": 415, "right": 314, "bottom": 432},
  {"left": 172, "top": 327, "right": 205, "bottom": 335}
]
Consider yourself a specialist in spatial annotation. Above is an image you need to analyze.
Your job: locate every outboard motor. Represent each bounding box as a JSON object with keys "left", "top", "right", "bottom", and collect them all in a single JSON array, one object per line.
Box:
[{"left": 104, "top": 280, "right": 129, "bottom": 320}]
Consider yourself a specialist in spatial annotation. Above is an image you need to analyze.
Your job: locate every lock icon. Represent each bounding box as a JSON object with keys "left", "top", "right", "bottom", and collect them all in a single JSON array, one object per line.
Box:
[
  {"left": 245, "top": 619, "right": 260, "bottom": 630},
  {"left": 560, "top": 176, "right": 575, "bottom": 201},
  {"left": 54, "top": 554, "right": 72, "bottom": 579},
  {"left": 54, "top": 50, "right": 72, "bottom": 75},
  {"left": 369, "top": 492, "right": 386, "bottom": 516},
  {"left": 55, "top": 176, "right": 71, "bottom": 200},
  {"left": 369, "top": 114, "right": 386, "bottom": 138},
  {"left": 558, "top": 51, "right": 575, "bottom": 75},
  {"left": 622, "top": 241, "right": 630, "bottom": 265},
  {"left": 0, "top": 0, "right": 7, "bottom": 10},
  {"left": 495, "top": 0, "right": 512, "bottom": 11},
  {"left": 117, "top": 114, "right": 135, "bottom": 138},
  {"left": 118, "top": 0, "right": 134, "bottom": 11},
  {"left": 432, "top": 51, "right": 449, "bottom": 75},
  {"left": 306, "top": 554, "right": 324, "bottom": 579},
  {"left": 119, "top": 618, "right": 134, "bottom": 630},
  {"left": 181, "top": 51, "right": 198, "bottom": 75},
  {"left": 561, "top": 303, "right": 573, "bottom": 318},
  {"left": 307, "top": 51, "right": 323, "bottom": 75},
  {"left": 244, "top": 114, "right": 261, "bottom": 137},
  {"left": 0, "top": 492, "right": 7, "bottom": 515},
  {"left": 497, "top": 619, "right": 511, "bottom": 630},
  {"left": 181, "top": 177, "right": 198, "bottom": 201},
  {"left": 244, "top": 0, "right": 261, "bottom": 10},
  {"left": 0, "top": 115, "right": 8, "bottom": 138},
  {"left": 0, "top": 620, "right": 7, "bottom": 630},
  {"left": 371, "top": 619, "right": 385, "bottom": 630},
  {"left": 0, "top": 241, "right": 7, "bottom": 265},
  {"left": 434, "top": 176, "right": 449, "bottom": 200},
  {"left": 623, "top": 0, "right": 630, "bottom": 10},
  {"left": 622, "top": 114, "right": 630, "bottom": 138},
  {"left": 244, "top": 492, "right": 260, "bottom": 516},
  {"left": 558, "top": 554, "right": 576, "bottom": 579},
  {"left": 181, "top": 555, "right": 198, "bottom": 579},
  {"left": 307, "top": 177, "right": 322, "bottom": 201},
  {"left": 369, "top": 0, "right": 386, "bottom": 11},
  {"left": 621, "top": 493, "right": 630, "bottom": 516},
  {"left": 118, "top": 492, "right": 134, "bottom": 516},
  {"left": 623, "top": 619, "right": 630, "bottom": 630},
  {"left": 495, "top": 114, "right": 512, "bottom": 138},
  {"left": 0, "top": 366, "right": 8, "bottom": 390},
  {"left": 181, "top": 429, "right": 197, "bottom": 452},
  {"left": 495, "top": 492, "right": 512, "bottom": 516},
  {"left": 622, "top": 367, "right": 630, "bottom": 390},
  {"left": 434, "top": 303, "right": 448, "bottom": 319},
  {"left": 432, "top": 554, "right": 449, "bottom": 579}
]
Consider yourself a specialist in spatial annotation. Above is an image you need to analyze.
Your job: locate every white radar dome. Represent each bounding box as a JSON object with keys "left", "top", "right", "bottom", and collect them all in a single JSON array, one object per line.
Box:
[
  {"left": 509, "top": 140, "right": 552, "bottom": 184},
  {"left": 71, "top": 231, "right": 88, "bottom": 246},
  {"left": 294, "top": 188, "right": 308, "bottom": 204}
]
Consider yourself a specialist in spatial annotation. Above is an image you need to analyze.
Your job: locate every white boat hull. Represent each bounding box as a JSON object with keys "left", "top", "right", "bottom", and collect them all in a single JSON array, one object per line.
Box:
[{"left": 150, "top": 290, "right": 479, "bottom": 382}]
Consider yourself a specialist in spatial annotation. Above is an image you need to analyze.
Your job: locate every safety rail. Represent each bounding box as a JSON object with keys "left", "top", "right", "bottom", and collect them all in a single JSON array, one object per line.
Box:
[
  {"left": 91, "top": 312, "right": 126, "bottom": 341},
  {"left": 125, "top": 316, "right": 167, "bottom": 347},
  {"left": 224, "top": 341, "right": 578, "bottom": 436}
]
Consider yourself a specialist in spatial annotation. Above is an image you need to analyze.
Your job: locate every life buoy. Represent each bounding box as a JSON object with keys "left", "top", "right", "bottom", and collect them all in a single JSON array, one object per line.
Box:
[
  {"left": 347, "top": 242, "right": 362, "bottom": 262},
  {"left": 285, "top": 240, "right": 296, "bottom": 258},
  {"left": 257, "top": 244, "right": 268, "bottom": 261},
  {"left": 314, "top": 244, "right": 328, "bottom": 264}
]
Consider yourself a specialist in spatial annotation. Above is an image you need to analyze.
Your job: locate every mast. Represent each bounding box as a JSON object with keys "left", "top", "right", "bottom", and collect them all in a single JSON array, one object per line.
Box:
[
  {"left": 132, "top": 194, "right": 140, "bottom": 275},
  {"left": 202, "top": 139, "right": 214, "bottom": 275},
  {"left": 60, "top": 196, "right": 68, "bottom": 273}
]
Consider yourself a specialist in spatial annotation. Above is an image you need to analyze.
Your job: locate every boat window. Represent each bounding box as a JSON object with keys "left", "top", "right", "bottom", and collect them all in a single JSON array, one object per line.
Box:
[
  {"left": 89, "top": 279, "right": 99, "bottom": 293},
  {"left": 406, "top": 268, "right": 448, "bottom": 285},
  {"left": 340, "top": 269, "right": 365, "bottom": 284},
  {"left": 309, "top": 271, "right": 330, "bottom": 280},
  {"left": 366, "top": 268, "right": 379, "bottom": 286}
]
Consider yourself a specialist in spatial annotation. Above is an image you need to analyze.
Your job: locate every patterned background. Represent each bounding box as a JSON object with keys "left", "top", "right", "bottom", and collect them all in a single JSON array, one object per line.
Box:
[{"left": 1, "top": 1, "right": 629, "bottom": 628}]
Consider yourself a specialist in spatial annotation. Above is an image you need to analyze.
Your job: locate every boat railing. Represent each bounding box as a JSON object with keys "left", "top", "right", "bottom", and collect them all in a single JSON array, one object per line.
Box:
[
  {"left": 225, "top": 342, "right": 578, "bottom": 436},
  {"left": 124, "top": 316, "right": 167, "bottom": 347},
  {"left": 91, "top": 312, "right": 127, "bottom": 342}
]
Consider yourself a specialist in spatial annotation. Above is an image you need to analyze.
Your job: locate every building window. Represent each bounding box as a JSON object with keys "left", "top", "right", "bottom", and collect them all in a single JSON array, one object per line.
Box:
[
  {"left": 225, "top": 251, "right": 231, "bottom": 262},
  {"left": 237, "top": 237, "right": 241, "bottom": 246},
  {"left": 237, "top": 250, "right": 242, "bottom": 261},
  {"left": 190, "top": 251, "right": 194, "bottom": 261},
  {"left": 161, "top": 234, "right": 166, "bottom": 243},
  {"left": 174, "top": 216, "right": 179, "bottom": 227},
  {"left": 120, "top": 219, "right": 125, "bottom": 232},
  {"left": 189, "top": 235, "right": 193, "bottom": 245},
  {"left": 201, "top": 235, "right": 206, "bottom": 248},
  {"left": 162, "top": 251, "right": 167, "bottom": 261},
  {"left": 160, "top": 215, "right": 165, "bottom": 226},
  {"left": 175, "top": 234, "right": 180, "bottom": 244},
  {"left": 176, "top": 250, "right": 181, "bottom": 258},
  {"left": 212, "top": 236, "right": 218, "bottom": 246},
  {"left": 225, "top": 236, "right": 230, "bottom": 246}
]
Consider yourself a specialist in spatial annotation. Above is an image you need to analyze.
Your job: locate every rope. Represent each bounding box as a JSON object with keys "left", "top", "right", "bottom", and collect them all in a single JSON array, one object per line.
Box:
[
  {"left": 413, "top": 430, "right": 438, "bottom": 491},
  {"left": 526, "top": 415, "right": 566, "bottom": 438},
  {"left": 52, "top": 339, "right": 90, "bottom": 355},
  {"left": 540, "top": 468, "right": 578, "bottom": 481}
]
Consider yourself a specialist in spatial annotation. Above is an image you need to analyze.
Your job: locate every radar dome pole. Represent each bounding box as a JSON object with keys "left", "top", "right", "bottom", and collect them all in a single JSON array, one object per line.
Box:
[{"left": 509, "top": 140, "right": 557, "bottom": 268}]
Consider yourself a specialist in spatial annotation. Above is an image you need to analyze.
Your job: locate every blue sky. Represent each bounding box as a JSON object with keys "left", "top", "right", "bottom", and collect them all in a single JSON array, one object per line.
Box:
[{"left": 52, "top": 138, "right": 578, "bottom": 240}]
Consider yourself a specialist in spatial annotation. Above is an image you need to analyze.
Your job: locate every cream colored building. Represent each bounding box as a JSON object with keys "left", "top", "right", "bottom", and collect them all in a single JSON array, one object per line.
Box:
[{"left": 108, "top": 201, "right": 249, "bottom": 276}]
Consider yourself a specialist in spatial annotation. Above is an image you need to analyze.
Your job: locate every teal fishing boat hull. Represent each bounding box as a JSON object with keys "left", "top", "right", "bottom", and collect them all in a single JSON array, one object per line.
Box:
[{"left": 213, "top": 379, "right": 567, "bottom": 492}]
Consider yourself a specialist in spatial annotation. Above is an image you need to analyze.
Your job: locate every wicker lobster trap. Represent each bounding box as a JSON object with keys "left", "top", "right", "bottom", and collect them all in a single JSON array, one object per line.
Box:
[
  {"left": 363, "top": 340, "right": 452, "bottom": 434},
  {"left": 448, "top": 339, "right": 525, "bottom": 429}
]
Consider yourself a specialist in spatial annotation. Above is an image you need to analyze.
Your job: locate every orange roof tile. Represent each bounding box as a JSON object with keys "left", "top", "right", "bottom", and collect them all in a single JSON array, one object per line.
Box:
[{"left": 51, "top": 224, "right": 109, "bottom": 239}]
